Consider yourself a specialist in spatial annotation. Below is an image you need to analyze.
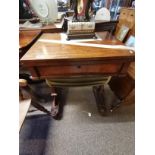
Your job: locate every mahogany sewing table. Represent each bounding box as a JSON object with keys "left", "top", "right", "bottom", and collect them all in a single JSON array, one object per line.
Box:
[{"left": 20, "top": 32, "right": 135, "bottom": 117}]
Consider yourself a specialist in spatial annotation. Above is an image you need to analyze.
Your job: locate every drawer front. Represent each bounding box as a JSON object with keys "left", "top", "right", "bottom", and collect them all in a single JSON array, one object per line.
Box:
[{"left": 34, "top": 63, "right": 122, "bottom": 78}]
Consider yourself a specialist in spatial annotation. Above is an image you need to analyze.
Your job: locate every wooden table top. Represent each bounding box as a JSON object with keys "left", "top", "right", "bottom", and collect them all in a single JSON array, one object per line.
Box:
[
  {"left": 21, "top": 32, "right": 135, "bottom": 66},
  {"left": 19, "top": 30, "right": 42, "bottom": 49}
]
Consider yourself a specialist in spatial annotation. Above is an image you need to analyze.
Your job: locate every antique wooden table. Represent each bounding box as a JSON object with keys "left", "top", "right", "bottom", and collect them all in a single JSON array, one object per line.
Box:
[
  {"left": 21, "top": 33, "right": 134, "bottom": 77},
  {"left": 20, "top": 32, "right": 135, "bottom": 117}
]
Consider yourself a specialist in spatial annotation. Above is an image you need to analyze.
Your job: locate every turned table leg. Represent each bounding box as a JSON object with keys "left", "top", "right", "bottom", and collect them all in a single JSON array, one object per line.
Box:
[
  {"left": 51, "top": 87, "right": 59, "bottom": 116},
  {"left": 50, "top": 87, "right": 64, "bottom": 119}
]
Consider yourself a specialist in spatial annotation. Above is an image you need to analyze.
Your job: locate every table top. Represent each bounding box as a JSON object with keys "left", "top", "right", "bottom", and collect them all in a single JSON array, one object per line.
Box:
[
  {"left": 21, "top": 32, "right": 134, "bottom": 66},
  {"left": 19, "top": 30, "right": 42, "bottom": 49}
]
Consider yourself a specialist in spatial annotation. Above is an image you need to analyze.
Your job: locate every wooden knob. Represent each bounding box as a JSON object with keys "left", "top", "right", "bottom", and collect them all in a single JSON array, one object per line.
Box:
[{"left": 19, "top": 79, "right": 28, "bottom": 87}]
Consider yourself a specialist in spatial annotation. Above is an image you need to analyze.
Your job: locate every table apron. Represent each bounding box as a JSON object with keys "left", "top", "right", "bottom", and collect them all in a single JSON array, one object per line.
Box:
[{"left": 27, "top": 62, "right": 130, "bottom": 78}]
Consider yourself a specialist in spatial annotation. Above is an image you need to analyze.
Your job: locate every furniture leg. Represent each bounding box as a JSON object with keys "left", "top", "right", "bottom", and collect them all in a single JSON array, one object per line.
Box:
[
  {"left": 20, "top": 83, "right": 51, "bottom": 115},
  {"left": 93, "top": 85, "right": 107, "bottom": 115},
  {"left": 49, "top": 87, "right": 67, "bottom": 120},
  {"left": 50, "top": 87, "right": 60, "bottom": 119},
  {"left": 31, "top": 101, "right": 51, "bottom": 115},
  {"left": 28, "top": 87, "right": 51, "bottom": 115}
]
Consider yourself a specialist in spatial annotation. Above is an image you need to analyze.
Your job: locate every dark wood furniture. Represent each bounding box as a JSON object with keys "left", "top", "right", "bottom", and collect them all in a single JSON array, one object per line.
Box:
[
  {"left": 95, "top": 20, "right": 118, "bottom": 34},
  {"left": 21, "top": 33, "right": 134, "bottom": 78},
  {"left": 109, "top": 62, "right": 135, "bottom": 105},
  {"left": 20, "top": 32, "right": 134, "bottom": 116}
]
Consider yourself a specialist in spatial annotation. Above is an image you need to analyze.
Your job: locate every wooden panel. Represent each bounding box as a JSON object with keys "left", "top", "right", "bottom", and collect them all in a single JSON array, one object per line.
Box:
[{"left": 35, "top": 63, "right": 122, "bottom": 78}]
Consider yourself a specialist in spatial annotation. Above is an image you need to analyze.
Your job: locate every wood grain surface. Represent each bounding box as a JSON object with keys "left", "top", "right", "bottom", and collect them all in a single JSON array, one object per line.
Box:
[
  {"left": 19, "top": 30, "right": 42, "bottom": 49},
  {"left": 21, "top": 33, "right": 134, "bottom": 63},
  {"left": 20, "top": 32, "right": 135, "bottom": 78}
]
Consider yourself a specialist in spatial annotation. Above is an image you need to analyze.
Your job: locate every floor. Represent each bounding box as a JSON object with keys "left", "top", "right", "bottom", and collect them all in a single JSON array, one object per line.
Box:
[{"left": 19, "top": 83, "right": 135, "bottom": 155}]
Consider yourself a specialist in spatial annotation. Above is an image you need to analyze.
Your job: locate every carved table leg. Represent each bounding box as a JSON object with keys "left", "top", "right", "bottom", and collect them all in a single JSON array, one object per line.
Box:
[
  {"left": 50, "top": 87, "right": 65, "bottom": 120},
  {"left": 51, "top": 87, "right": 59, "bottom": 117},
  {"left": 93, "top": 85, "right": 108, "bottom": 116}
]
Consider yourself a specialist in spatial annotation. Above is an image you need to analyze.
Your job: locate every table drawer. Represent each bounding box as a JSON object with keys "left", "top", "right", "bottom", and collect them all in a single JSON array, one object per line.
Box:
[{"left": 34, "top": 63, "right": 122, "bottom": 78}]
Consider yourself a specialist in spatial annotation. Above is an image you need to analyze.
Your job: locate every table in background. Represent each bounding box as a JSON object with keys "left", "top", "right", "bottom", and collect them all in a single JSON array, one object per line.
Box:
[{"left": 19, "top": 30, "right": 42, "bottom": 59}]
